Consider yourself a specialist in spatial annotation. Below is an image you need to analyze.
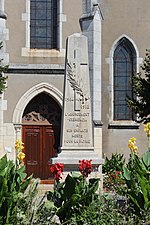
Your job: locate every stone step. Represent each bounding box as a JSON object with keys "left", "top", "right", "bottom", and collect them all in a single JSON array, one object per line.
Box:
[{"left": 37, "top": 183, "right": 54, "bottom": 196}]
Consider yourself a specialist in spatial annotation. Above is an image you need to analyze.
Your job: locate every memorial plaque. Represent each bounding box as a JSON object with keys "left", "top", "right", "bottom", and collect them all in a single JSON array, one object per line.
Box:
[{"left": 60, "top": 33, "right": 93, "bottom": 150}]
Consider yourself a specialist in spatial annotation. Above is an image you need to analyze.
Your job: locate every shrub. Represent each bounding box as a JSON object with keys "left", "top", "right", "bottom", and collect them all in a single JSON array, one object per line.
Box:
[
  {"left": 64, "top": 194, "right": 147, "bottom": 225},
  {"left": 48, "top": 160, "right": 100, "bottom": 224},
  {"left": 0, "top": 154, "right": 32, "bottom": 224},
  {"left": 122, "top": 149, "right": 150, "bottom": 222},
  {"left": 17, "top": 179, "right": 57, "bottom": 225},
  {"left": 102, "top": 153, "right": 125, "bottom": 174},
  {"left": 103, "top": 153, "right": 125, "bottom": 192}
]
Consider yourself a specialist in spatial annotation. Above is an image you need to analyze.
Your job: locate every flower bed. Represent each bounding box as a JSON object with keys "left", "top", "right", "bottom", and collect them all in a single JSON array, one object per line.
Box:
[{"left": 0, "top": 124, "right": 150, "bottom": 224}]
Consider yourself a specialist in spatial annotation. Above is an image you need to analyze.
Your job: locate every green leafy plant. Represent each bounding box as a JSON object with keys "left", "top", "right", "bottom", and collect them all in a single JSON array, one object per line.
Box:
[
  {"left": 103, "top": 153, "right": 125, "bottom": 192},
  {"left": 17, "top": 179, "right": 57, "bottom": 225},
  {"left": 122, "top": 135, "right": 150, "bottom": 223},
  {"left": 0, "top": 139, "right": 58, "bottom": 225},
  {"left": 64, "top": 193, "right": 147, "bottom": 225},
  {"left": 103, "top": 170, "right": 125, "bottom": 193},
  {"left": 0, "top": 154, "right": 32, "bottom": 224},
  {"left": 48, "top": 160, "right": 100, "bottom": 224},
  {"left": 127, "top": 49, "right": 150, "bottom": 123},
  {"left": 68, "top": 194, "right": 125, "bottom": 225},
  {"left": 48, "top": 172, "right": 100, "bottom": 224},
  {"left": 102, "top": 153, "right": 125, "bottom": 174},
  {"left": 122, "top": 139, "right": 150, "bottom": 222}
]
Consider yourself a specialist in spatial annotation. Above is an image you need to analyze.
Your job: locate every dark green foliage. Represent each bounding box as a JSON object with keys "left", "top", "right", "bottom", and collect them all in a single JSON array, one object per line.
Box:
[
  {"left": 0, "top": 154, "right": 32, "bottom": 224},
  {"left": 102, "top": 153, "right": 125, "bottom": 193},
  {"left": 127, "top": 49, "right": 150, "bottom": 123},
  {"left": 0, "top": 155, "right": 57, "bottom": 225},
  {"left": 17, "top": 179, "right": 57, "bottom": 225},
  {"left": 102, "top": 150, "right": 150, "bottom": 224},
  {"left": 122, "top": 150, "right": 150, "bottom": 222},
  {"left": 102, "top": 153, "right": 125, "bottom": 174},
  {"left": 47, "top": 172, "right": 100, "bottom": 224},
  {"left": 64, "top": 194, "right": 148, "bottom": 225},
  {"left": 68, "top": 195, "right": 125, "bottom": 225},
  {"left": 0, "top": 42, "right": 8, "bottom": 94}
]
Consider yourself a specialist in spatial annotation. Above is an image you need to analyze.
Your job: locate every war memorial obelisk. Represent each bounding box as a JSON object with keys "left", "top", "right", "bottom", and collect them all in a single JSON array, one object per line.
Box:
[{"left": 52, "top": 33, "right": 103, "bottom": 167}]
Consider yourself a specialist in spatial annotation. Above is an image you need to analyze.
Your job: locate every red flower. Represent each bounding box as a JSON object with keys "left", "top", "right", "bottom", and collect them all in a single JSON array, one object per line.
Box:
[
  {"left": 50, "top": 163, "right": 64, "bottom": 181},
  {"left": 79, "top": 159, "right": 92, "bottom": 178},
  {"left": 115, "top": 171, "right": 120, "bottom": 175}
]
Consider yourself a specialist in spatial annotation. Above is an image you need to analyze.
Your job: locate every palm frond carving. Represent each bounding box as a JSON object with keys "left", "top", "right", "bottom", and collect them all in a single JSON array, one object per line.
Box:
[{"left": 67, "top": 62, "right": 84, "bottom": 97}]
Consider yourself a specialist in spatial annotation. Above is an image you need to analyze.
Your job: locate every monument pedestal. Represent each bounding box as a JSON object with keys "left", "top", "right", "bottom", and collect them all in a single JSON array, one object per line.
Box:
[
  {"left": 52, "top": 150, "right": 104, "bottom": 166},
  {"left": 52, "top": 149, "right": 104, "bottom": 190}
]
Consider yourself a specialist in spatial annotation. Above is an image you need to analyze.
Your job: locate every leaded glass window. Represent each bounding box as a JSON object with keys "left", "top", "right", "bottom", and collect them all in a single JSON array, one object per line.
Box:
[
  {"left": 113, "top": 38, "right": 136, "bottom": 120},
  {"left": 30, "top": 0, "right": 58, "bottom": 49}
]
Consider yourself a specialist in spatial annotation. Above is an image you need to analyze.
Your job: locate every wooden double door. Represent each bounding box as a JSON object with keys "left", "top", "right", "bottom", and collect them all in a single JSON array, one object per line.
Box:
[{"left": 22, "top": 125, "right": 59, "bottom": 180}]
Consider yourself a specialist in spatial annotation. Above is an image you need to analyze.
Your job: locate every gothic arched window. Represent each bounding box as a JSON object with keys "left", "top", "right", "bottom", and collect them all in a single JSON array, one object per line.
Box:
[{"left": 113, "top": 38, "right": 136, "bottom": 120}]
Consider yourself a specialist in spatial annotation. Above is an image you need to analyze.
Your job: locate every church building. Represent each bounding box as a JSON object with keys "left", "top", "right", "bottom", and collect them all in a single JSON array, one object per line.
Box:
[{"left": 0, "top": 0, "right": 149, "bottom": 179}]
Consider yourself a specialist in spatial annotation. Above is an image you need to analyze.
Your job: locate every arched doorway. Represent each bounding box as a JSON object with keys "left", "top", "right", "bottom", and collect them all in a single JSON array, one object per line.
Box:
[{"left": 22, "top": 93, "right": 61, "bottom": 180}]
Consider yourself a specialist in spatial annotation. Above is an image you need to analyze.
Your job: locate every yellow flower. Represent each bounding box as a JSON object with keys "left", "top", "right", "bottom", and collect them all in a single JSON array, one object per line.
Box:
[
  {"left": 128, "top": 137, "right": 138, "bottom": 153},
  {"left": 132, "top": 145, "right": 138, "bottom": 153},
  {"left": 15, "top": 140, "right": 24, "bottom": 152},
  {"left": 17, "top": 152, "right": 25, "bottom": 161},
  {"left": 130, "top": 137, "right": 136, "bottom": 143},
  {"left": 144, "top": 122, "right": 150, "bottom": 137}
]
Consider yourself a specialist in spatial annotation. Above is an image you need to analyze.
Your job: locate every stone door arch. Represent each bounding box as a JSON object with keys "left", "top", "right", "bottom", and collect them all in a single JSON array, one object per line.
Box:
[{"left": 22, "top": 93, "right": 61, "bottom": 179}]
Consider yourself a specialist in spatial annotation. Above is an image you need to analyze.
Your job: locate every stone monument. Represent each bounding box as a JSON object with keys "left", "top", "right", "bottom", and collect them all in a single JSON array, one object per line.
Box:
[
  {"left": 52, "top": 33, "right": 104, "bottom": 167},
  {"left": 62, "top": 33, "right": 93, "bottom": 150}
]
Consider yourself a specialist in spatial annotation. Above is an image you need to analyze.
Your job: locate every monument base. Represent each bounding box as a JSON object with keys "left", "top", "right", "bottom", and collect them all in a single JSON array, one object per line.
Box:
[
  {"left": 52, "top": 149, "right": 104, "bottom": 189},
  {"left": 52, "top": 149, "right": 104, "bottom": 166}
]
